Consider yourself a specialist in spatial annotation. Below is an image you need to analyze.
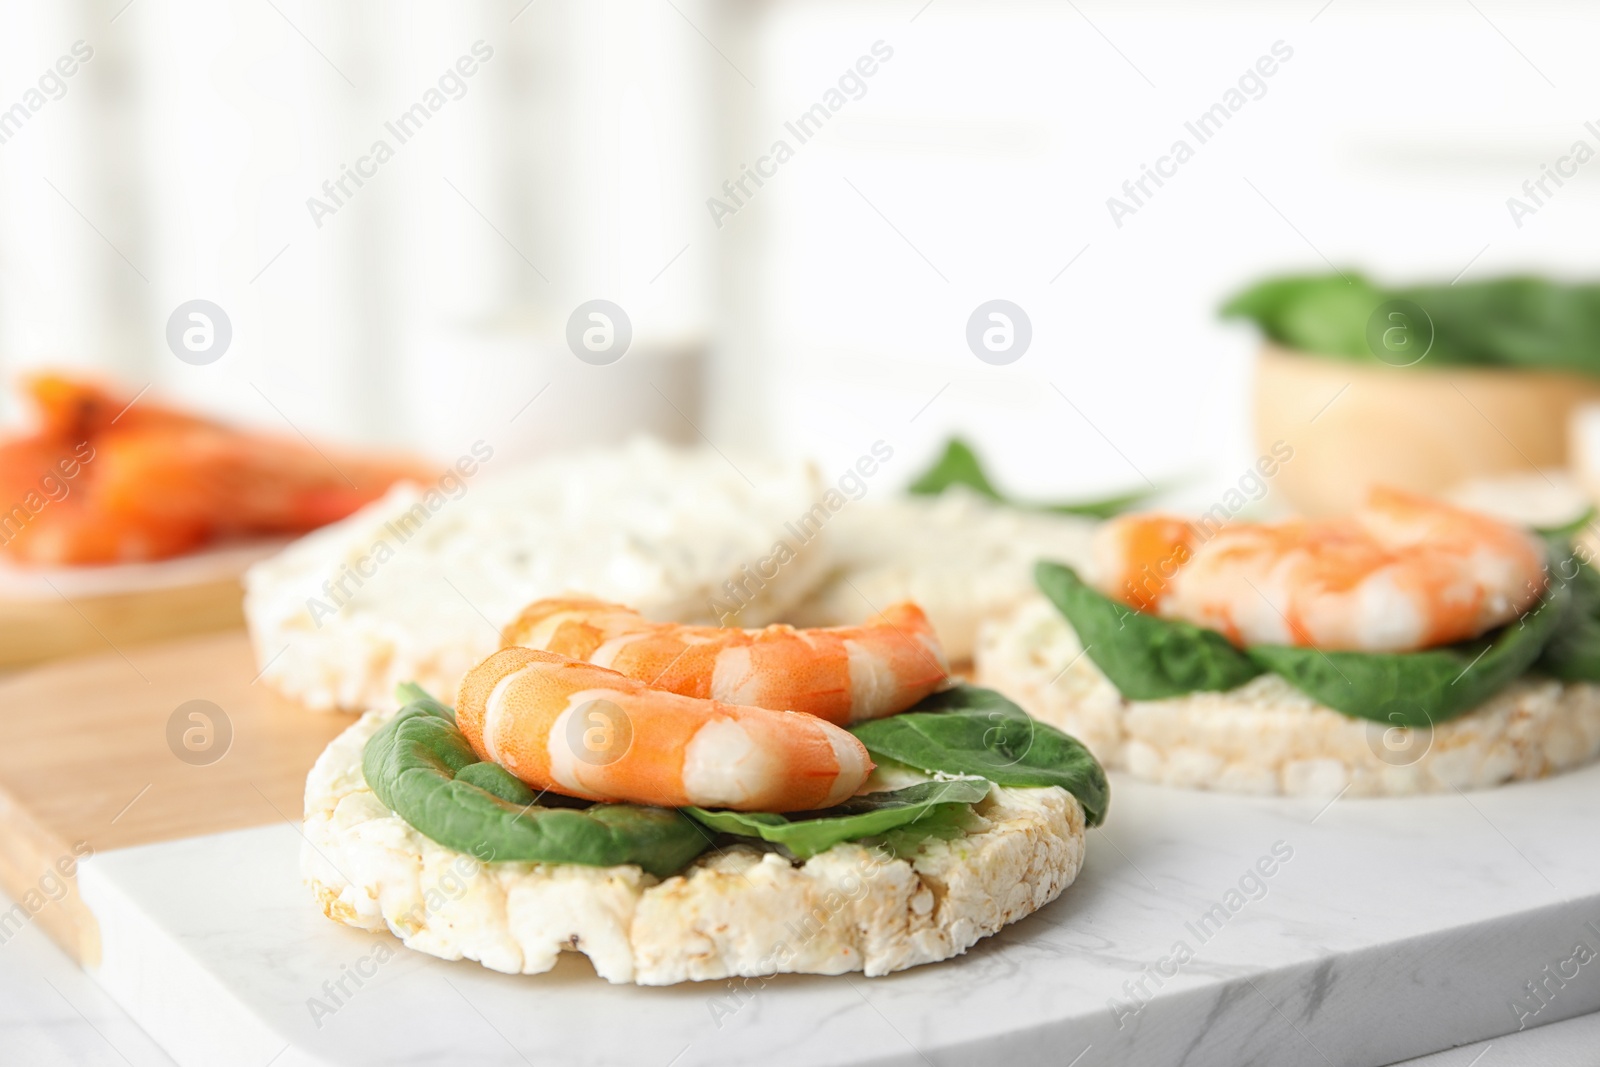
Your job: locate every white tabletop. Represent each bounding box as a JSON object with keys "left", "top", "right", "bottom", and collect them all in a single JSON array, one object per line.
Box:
[
  {"left": 1395, "top": 1013, "right": 1600, "bottom": 1067},
  {"left": 1, "top": 895, "right": 174, "bottom": 1067},
  {"left": 5, "top": 881, "right": 1598, "bottom": 1067}
]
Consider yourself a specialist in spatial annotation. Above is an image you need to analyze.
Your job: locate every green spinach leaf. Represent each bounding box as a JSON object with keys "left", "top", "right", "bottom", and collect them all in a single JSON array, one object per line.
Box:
[
  {"left": 1223, "top": 273, "right": 1600, "bottom": 377},
  {"left": 363, "top": 690, "right": 710, "bottom": 878},
  {"left": 1536, "top": 509, "right": 1598, "bottom": 541},
  {"left": 453, "top": 760, "right": 538, "bottom": 805},
  {"left": 849, "top": 684, "right": 1109, "bottom": 826},
  {"left": 395, "top": 681, "right": 450, "bottom": 722},
  {"left": 1245, "top": 577, "right": 1569, "bottom": 726},
  {"left": 1035, "top": 554, "right": 1576, "bottom": 725},
  {"left": 686, "top": 779, "right": 990, "bottom": 859},
  {"left": 909, "top": 438, "right": 1153, "bottom": 519},
  {"left": 1034, "top": 560, "right": 1263, "bottom": 699},
  {"left": 1536, "top": 542, "right": 1600, "bottom": 682}
]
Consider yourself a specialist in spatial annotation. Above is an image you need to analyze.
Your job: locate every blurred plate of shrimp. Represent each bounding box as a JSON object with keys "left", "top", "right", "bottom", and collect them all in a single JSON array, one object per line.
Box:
[{"left": 0, "top": 373, "right": 432, "bottom": 666}]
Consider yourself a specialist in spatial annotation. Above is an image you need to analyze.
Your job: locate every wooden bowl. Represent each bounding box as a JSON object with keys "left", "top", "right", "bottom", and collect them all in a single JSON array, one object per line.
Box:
[{"left": 1254, "top": 344, "right": 1600, "bottom": 516}]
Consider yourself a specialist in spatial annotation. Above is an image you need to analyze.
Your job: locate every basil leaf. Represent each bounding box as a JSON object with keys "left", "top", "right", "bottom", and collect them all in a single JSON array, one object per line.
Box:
[
  {"left": 686, "top": 779, "right": 990, "bottom": 859},
  {"left": 1246, "top": 576, "right": 1570, "bottom": 726},
  {"left": 1035, "top": 560, "right": 1263, "bottom": 699},
  {"left": 909, "top": 438, "right": 1153, "bottom": 519},
  {"left": 1222, "top": 273, "right": 1600, "bottom": 377},
  {"left": 849, "top": 684, "right": 1109, "bottom": 826},
  {"left": 362, "top": 693, "right": 710, "bottom": 878}
]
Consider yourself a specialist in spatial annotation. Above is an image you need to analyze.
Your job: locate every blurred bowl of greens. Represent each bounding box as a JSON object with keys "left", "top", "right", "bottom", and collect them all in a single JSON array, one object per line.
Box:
[{"left": 1224, "top": 273, "right": 1600, "bottom": 516}]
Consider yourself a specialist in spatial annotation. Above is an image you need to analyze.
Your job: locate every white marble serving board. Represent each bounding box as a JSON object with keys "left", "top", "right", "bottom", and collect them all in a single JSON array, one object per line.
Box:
[{"left": 73, "top": 767, "right": 1600, "bottom": 1067}]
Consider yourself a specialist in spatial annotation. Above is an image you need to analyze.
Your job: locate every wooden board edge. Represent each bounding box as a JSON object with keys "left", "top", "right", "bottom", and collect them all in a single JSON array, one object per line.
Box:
[
  {"left": 0, "top": 779, "right": 100, "bottom": 966},
  {"left": 0, "top": 576, "right": 246, "bottom": 669}
]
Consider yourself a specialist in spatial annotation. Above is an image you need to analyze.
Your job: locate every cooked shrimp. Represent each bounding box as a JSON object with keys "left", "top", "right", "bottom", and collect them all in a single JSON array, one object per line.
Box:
[
  {"left": 1093, "top": 486, "right": 1547, "bottom": 652},
  {"left": 22, "top": 373, "right": 208, "bottom": 440},
  {"left": 89, "top": 423, "right": 433, "bottom": 533},
  {"left": 3, "top": 495, "right": 210, "bottom": 563},
  {"left": 0, "top": 374, "right": 433, "bottom": 565},
  {"left": 500, "top": 598, "right": 950, "bottom": 725},
  {"left": 455, "top": 646, "right": 874, "bottom": 812}
]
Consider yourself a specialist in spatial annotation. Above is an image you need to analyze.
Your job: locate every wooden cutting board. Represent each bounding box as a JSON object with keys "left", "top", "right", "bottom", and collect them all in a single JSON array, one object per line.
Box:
[
  {"left": 0, "top": 578, "right": 247, "bottom": 669},
  {"left": 0, "top": 541, "right": 285, "bottom": 669},
  {"left": 0, "top": 631, "right": 349, "bottom": 964}
]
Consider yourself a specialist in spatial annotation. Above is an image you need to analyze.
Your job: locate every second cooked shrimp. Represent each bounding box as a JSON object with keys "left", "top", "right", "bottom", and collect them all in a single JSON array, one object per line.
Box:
[
  {"left": 455, "top": 647, "right": 873, "bottom": 812},
  {"left": 1093, "top": 486, "right": 1548, "bottom": 652},
  {"left": 499, "top": 599, "right": 950, "bottom": 725}
]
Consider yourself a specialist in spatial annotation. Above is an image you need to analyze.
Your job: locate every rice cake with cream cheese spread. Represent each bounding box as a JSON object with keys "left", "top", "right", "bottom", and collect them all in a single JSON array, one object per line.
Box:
[{"left": 303, "top": 708, "right": 1087, "bottom": 984}]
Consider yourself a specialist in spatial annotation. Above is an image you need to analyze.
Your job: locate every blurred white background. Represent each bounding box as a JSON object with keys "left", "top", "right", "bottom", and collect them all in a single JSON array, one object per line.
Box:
[{"left": 0, "top": 0, "right": 1595, "bottom": 501}]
